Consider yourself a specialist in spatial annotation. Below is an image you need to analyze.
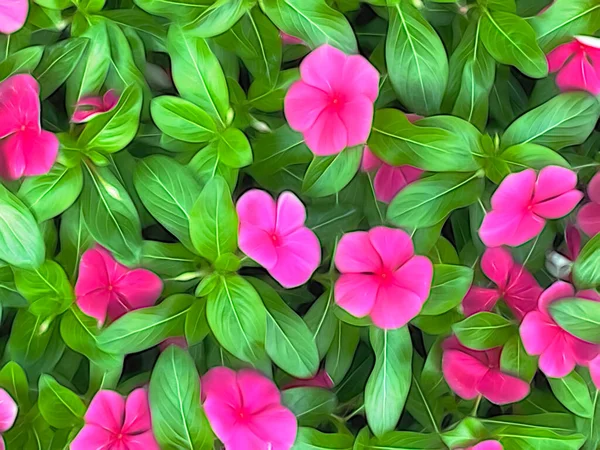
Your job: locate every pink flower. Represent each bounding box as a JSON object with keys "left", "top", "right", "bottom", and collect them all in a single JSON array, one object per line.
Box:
[
  {"left": 588, "top": 355, "right": 600, "bottom": 390},
  {"left": 236, "top": 190, "right": 321, "bottom": 288},
  {"left": 577, "top": 172, "right": 600, "bottom": 236},
  {"left": 72, "top": 90, "right": 119, "bottom": 123},
  {"left": 280, "top": 31, "right": 303, "bottom": 46},
  {"left": 283, "top": 370, "right": 334, "bottom": 390},
  {"left": 75, "top": 246, "right": 163, "bottom": 325},
  {"left": 462, "top": 247, "right": 541, "bottom": 320},
  {"left": 520, "top": 281, "right": 600, "bottom": 378},
  {"left": 479, "top": 167, "right": 583, "bottom": 247},
  {"left": 202, "top": 367, "right": 297, "bottom": 450},
  {"left": 71, "top": 389, "right": 159, "bottom": 450},
  {"left": 159, "top": 337, "right": 187, "bottom": 352},
  {"left": 361, "top": 146, "right": 423, "bottom": 203},
  {"left": 334, "top": 226, "right": 433, "bottom": 329},
  {"left": 547, "top": 36, "right": 600, "bottom": 95},
  {"left": 0, "top": 388, "right": 17, "bottom": 449},
  {"left": 284, "top": 44, "right": 379, "bottom": 156},
  {"left": 458, "top": 441, "right": 503, "bottom": 450},
  {"left": 0, "top": 0, "right": 28, "bottom": 34},
  {"left": 442, "top": 336, "right": 530, "bottom": 405},
  {"left": 0, "top": 74, "right": 58, "bottom": 180},
  {"left": 565, "top": 224, "right": 582, "bottom": 261}
]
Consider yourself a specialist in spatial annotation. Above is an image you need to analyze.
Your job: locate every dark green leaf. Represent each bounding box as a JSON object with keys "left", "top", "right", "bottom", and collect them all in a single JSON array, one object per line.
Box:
[{"left": 282, "top": 387, "right": 337, "bottom": 427}]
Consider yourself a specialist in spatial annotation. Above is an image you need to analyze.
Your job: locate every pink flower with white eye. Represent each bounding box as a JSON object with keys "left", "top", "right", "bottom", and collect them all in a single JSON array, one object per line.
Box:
[
  {"left": 0, "top": 74, "right": 58, "bottom": 180},
  {"left": 283, "top": 370, "right": 334, "bottom": 390},
  {"left": 0, "top": 388, "right": 18, "bottom": 450},
  {"left": 577, "top": 172, "right": 600, "bottom": 236},
  {"left": 236, "top": 190, "right": 321, "bottom": 288},
  {"left": 334, "top": 227, "right": 433, "bottom": 329},
  {"left": 72, "top": 90, "right": 119, "bottom": 123},
  {"left": 361, "top": 146, "right": 423, "bottom": 204},
  {"left": 279, "top": 31, "right": 303, "bottom": 46},
  {"left": 75, "top": 246, "right": 163, "bottom": 325},
  {"left": 462, "top": 247, "right": 542, "bottom": 320},
  {"left": 0, "top": 0, "right": 28, "bottom": 34},
  {"left": 520, "top": 281, "right": 600, "bottom": 378},
  {"left": 70, "top": 389, "right": 159, "bottom": 450},
  {"left": 202, "top": 367, "right": 297, "bottom": 450},
  {"left": 284, "top": 44, "right": 379, "bottom": 156},
  {"left": 458, "top": 441, "right": 503, "bottom": 450},
  {"left": 479, "top": 167, "right": 583, "bottom": 247},
  {"left": 442, "top": 336, "right": 530, "bottom": 405},
  {"left": 547, "top": 36, "right": 600, "bottom": 95}
]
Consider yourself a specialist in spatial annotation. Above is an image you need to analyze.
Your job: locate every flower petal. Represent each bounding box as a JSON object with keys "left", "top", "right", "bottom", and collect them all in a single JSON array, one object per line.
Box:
[
  {"left": 203, "top": 398, "right": 240, "bottom": 444},
  {"left": 589, "top": 355, "right": 600, "bottom": 390},
  {"left": 370, "top": 284, "right": 424, "bottom": 329},
  {"left": 113, "top": 269, "right": 163, "bottom": 314},
  {"left": 533, "top": 190, "right": 583, "bottom": 219},
  {"left": 202, "top": 367, "right": 241, "bottom": 406},
  {"left": 0, "top": 0, "right": 28, "bottom": 34},
  {"left": 479, "top": 210, "right": 545, "bottom": 248},
  {"left": 237, "top": 369, "right": 282, "bottom": 413},
  {"left": 588, "top": 172, "right": 600, "bottom": 204},
  {"left": 335, "top": 231, "right": 381, "bottom": 273},
  {"left": 237, "top": 189, "right": 277, "bottom": 233},
  {"left": 0, "top": 134, "right": 25, "bottom": 180},
  {"left": 538, "top": 281, "right": 575, "bottom": 315},
  {"left": 0, "top": 389, "right": 17, "bottom": 432},
  {"left": 504, "top": 267, "right": 542, "bottom": 319},
  {"left": 341, "top": 54, "right": 380, "bottom": 102},
  {"left": 442, "top": 349, "right": 487, "bottom": 400},
  {"left": 539, "top": 334, "right": 577, "bottom": 378},
  {"left": 392, "top": 256, "right": 433, "bottom": 300},
  {"left": 123, "top": 430, "right": 160, "bottom": 450},
  {"left": 481, "top": 247, "right": 514, "bottom": 288},
  {"left": 577, "top": 202, "right": 600, "bottom": 236},
  {"left": 303, "top": 107, "right": 348, "bottom": 156},
  {"left": 520, "top": 310, "right": 559, "bottom": 355},
  {"left": 374, "top": 165, "right": 422, "bottom": 203},
  {"left": 299, "top": 44, "right": 347, "bottom": 94},
  {"left": 556, "top": 52, "right": 600, "bottom": 95},
  {"left": 77, "top": 290, "right": 111, "bottom": 326},
  {"left": 0, "top": 74, "right": 40, "bottom": 137},
  {"left": 75, "top": 247, "right": 110, "bottom": 294},
  {"left": 334, "top": 274, "right": 379, "bottom": 318},
  {"left": 337, "top": 95, "right": 374, "bottom": 147},
  {"left": 269, "top": 227, "right": 321, "bottom": 288},
  {"left": 477, "top": 370, "right": 530, "bottom": 405},
  {"left": 491, "top": 169, "right": 536, "bottom": 212},
  {"left": 20, "top": 130, "right": 59, "bottom": 177},
  {"left": 239, "top": 224, "right": 278, "bottom": 270},
  {"left": 547, "top": 41, "right": 578, "bottom": 72},
  {"left": 70, "top": 424, "right": 114, "bottom": 450},
  {"left": 284, "top": 81, "right": 330, "bottom": 132},
  {"left": 361, "top": 146, "right": 382, "bottom": 172},
  {"left": 276, "top": 191, "right": 306, "bottom": 236},
  {"left": 222, "top": 426, "right": 266, "bottom": 450},
  {"left": 368, "top": 226, "right": 414, "bottom": 271},
  {"left": 471, "top": 441, "right": 503, "bottom": 450},
  {"left": 462, "top": 287, "right": 501, "bottom": 317},
  {"left": 533, "top": 166, "right": 579, "bottom": 203},
  {"left": 85, "top": 390, "right": 125, "bottom": 433},
  {"left": 123, "top": 388, "right": 152, "bottom": 435},
  {"left": 247, "top": 404, "right": 297, "bottom": 450}
]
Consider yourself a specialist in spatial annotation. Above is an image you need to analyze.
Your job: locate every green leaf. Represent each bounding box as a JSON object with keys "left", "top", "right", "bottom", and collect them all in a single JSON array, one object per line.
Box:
[
  {"left": 189, "top": 176, "right": 237, "bottom": 262},
  {"left": 530, "top": 0, "right": 600, "bottom": 52},
  {"left": 427, "top": 236, "right": 459, "bottom": 265},
  {"left": 217, "top": 127, "right": 253, "bottom": 168},
  {"left": 371, "top": 431, "right": 444, "bottom": 449},
  {"left": 247, "top": 69, "right": 299, "bottom": 112},
  {"left": 550, "top": 298, "right": 600, "bottom": 343},
  {"left": 184, "top": 0, "right": 254, "bottom": 39},
  {"left": 14, "top": 260, "right": 73, "bottom": 320},
  {"left": 0, "top": 184, "right": 45, "bottom": 269},
  {"left": 98, "top": 294, "right": 193, "bottom": 354},
  {"left": 0, "top": 362, "right": 30, "bottom": 412},
  {"left": 134, "top": 155, "right": 203, "bottom": 251},
  {"left": 365, "top": 326, "right": 412, "bottom": 437},
  {"left": 77, "top": 84, "right": 143, "bottom": 154},
  {"left": 185, "top": 300, "right": 209, "bottom": 346},
  {"left": 549, "top": 371, "right": 593, "bottom": 418},
  {"left": 502, "top": 92, "right": 600, "bottom": 150},
  {"left": 368, "top": 109, "right": 480, "bottom": 172},
  {"left": 0, "top": 46, "right": 43, "bottom": 80},
  {"left": 282, "top": 387, "right": 338, "bottom": 427},
  {"left": 480, "top": 10, "right": 548, "bottom": 78},
  {"left": 81, "top": 164, "right": 142, "bottom": 264},
  {"left": 7, "top": 310, "right": 53, "bottom": 368},
  {"left": 168, "top": 24, "right": 229, "bottom": 128},
  {"left": 291, "top": 428, "right": 354, "bottom": 450},
  {"left": 38, "top": 375, "right": 86, "bottom": 429},
  {"left": 302, "top": 147, "right": 362, "bottom": 198},
  {"left": 573, "top": 232, "right": 600, "bottom": 289},
  {"left": 387, "top": 172, "right": 484, "bottom": 229},
  {"left": 33, "top": 37, "right": 88, "bottom": 100},
  {"left": 133, "top": 0, "right": 211, "bottom": 22},
  {"left": 249, "top": 124, "right": 311, "bottom": 176},
  {"left": 100, "top": 9, "right": 167, "bottom": 52},
  {"left": 188, "top": 142, "right": 239, "bottom": 191},
  {"left": 151, "top": 96, "right": 217, "bottom": 143},
  {"left": 500, "top": 334, "right": 538, "bottom": 382},
  {"left": 453, "top": 312, "right": 515, "bottom": 350},
  {"left": 206, "top": 274, "right": 267, "bottom": 364},
  {"left": 386, "top": 2, "right": 448, "bottom": 115},
  {"left": 249, "top": 278, "right": 319, "bottom": 378},
  {"left": 325, "top": 321, "right": 360, "bottom": 385},
  {"left": 18, "top": 165, "right": 83, "bottom": 223},
  {"left": 149, "top": 346, "right": 214, "bottom": 450},
  {"left": 56, "top": 202, "right": 94, "bottom": 281},
  {"left": 420, "top": 264, "right": 473, "bottom": 316},
  {"left": 141, "top": 241, "right": 200, "bottom": 279},
  {"left": 304, "top": 289, "right": 337, "bottom": 359}
]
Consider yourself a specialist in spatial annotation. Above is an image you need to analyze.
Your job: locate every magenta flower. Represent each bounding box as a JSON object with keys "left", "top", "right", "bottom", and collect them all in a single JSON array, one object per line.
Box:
[
  {"left": 280, "top": 31, "right": 303, "bottom": 46},
  {"left": 589, "top": 355, "right": 600, "bottom": 390},
  {"left": 520, "top": 281, "right": 600, "bottom": 378},
  {"left": 283, "top": 370, "right": 334, "bottom": 390},
  {"left": 71, "top": 389, "right": 159, "bottom": 450},
  {"left": 284, "top": 44, "right": 379, "bottom": 156},
  {"left": 0, "top": 74, "right": 59, "bottom": 180},
  {"left": 361, "top": 146, "right": 423, "bottom": 203},
  {"left": 577, "top": 172, "right": 600, "bottom": 236},
  {"left": 202, "top": 367, "right": 297, "bottom": 450},
  {"left": 462, "top": 247, "right": 541, "bottom": 320},
  {"left": 547, "top": 36, "right": 600, "bottom": 95},
  {"left": 0, "top": 0, "right": 28, "bottom": 34},
  {"left": 236, "top": 190, "right": 321, "bottom": 288},
  {"left": 479, "top": 167, "right": 583, "bottom": 247},
  {"left": 458, "top": 441, "right": 503, "bottom": 450},
  {"left": 75, "top": 246, "right": 163, "bottom": 325},
  {"left": 442, "top": 336, "right": 530, "bottom": 405},
  {"left": 0, "top": 389, "right": 17, "bottom": 449},
  {"left": 334, "top": 227, "right": 433, "bottom": 329},
  {"left": 72, "top": 90, "right": 119, "bottom": 123}
]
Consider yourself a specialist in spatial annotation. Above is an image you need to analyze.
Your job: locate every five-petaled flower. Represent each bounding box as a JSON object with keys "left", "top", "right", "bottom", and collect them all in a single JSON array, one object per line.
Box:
[
  {"left": 284, "top": 44, "right": 379, "bottom": 156},
  {"left": 547, "top": 35, "right": 600, "bottom": 95},
  {"left": 334, "top": 226, "right": 433, "bottom": 329},
  {"left": 577, "top": 171, "right": 600, "bottom": 236},
  {"left": 202, "top": 367, "right": 297, "bottom": 450},
  {"left": 236, "top": 190, "right": 321, "bottom": 288},
  {"left": 75, "top": 246, "right": 163, "bottom": 325},
  {"left": 0, "top": 388, "right": 17, "bottom": 450},
  {"left": 72, "top": 90, "right": 119, "bottom": 123},
  {"left": 520, "top": 281, "right": 600, "bottom": 378},
  {"left": 70, "top": 389, "right": 159, "bottom": 450},
  {"left": 0, "top": 0, "right": 28, "bottom": 34},
  {"left": 0, "top": 74, "right": 59, "bottom": 180},
  {"left": 442, "top": 336, "right": 530, "bottom": 405},
  {"left": 462, "top": 247, "right": 542, "bottom": 320},
  {"left": 479, "top": 166, "right": 582, "bottom": 247}
]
